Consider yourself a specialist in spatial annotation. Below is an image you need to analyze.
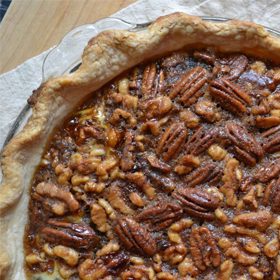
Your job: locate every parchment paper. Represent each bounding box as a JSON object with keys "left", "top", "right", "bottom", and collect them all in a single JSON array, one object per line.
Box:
[{"left": 0, "top": 0, "right": 279, "bottom": 148}]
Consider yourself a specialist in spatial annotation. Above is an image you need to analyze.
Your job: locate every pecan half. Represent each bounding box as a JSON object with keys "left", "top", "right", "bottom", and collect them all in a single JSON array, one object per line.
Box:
[
  {"left": 147, "top": 171, "right": 176, "bottom": 193},
  {"left": 185, "top": 127, "right": 219, "bottom": 156},
  {"left": 114, "top": 218, "right": 157, "bottom": 256},
  {"left": 156, "top": 122, "right": 187, "bottom": 161},
  {"left": 120, "top": 131, "right": 135, "bottom": 171},
  {"left": 136, "top": 203, "right": 183, "bottom": 230},
  {"left": 222, "top": 55, "right": 248, "bottom": 80},
  {"left": 172, "top": 188, "right": 219, "bottom": 220},
  {"left": 190, "top": 227, "right": 221, "bottom": 271},
  {"left": 255, "top": 116, "right": 280, "bottom": 128},
  {"left": 169, "top": 66, "right": 208, "bottom": 105},
  {"left": 271, "top": 177, "right": 280, "bottom": 213},
  {"left": 146, "top": 154, "right": 171, "bottom": 173},
  {"left": 226, "top": 123, "right": 263, "bottom": 166},
  {"left": 184, "top": 163, "right": 222, "bottom": 187},
  {"left": 41, "top": 219, "right": 99, "bottom": 249},
  {"left": 263, "top": 177, "right": 280, "bottom": 214},
  {"left": 193, "top": 50, "right": 215, "bottom": 65},
  {"left": 35, "top": 182, "right": 80, "bottom": 214},
  {"left": 262, "top": 125, "right": 280, "bottom": 154},
  {"left": 254, "top": 159, "right": 280, "bottom": 183},
  {"left": 142, "top": 63, "right": 157, "bottom": 96},
  {"left": 209, "top": 78, "right": 251, "bottom": 115},
  {"left": 233, "top": 211, "right": 273, "bottom": 232}
]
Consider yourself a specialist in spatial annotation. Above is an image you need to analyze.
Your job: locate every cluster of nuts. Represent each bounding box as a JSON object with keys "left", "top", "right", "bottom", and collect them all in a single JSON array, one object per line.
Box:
[{"left": 26, "top": 50, "right": 280, "bottom": 279}]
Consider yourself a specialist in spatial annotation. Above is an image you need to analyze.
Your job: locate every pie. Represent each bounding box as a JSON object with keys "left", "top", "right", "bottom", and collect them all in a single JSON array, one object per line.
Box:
[{"left": 1, "top": 12, "right": 280, "bottom": 280}]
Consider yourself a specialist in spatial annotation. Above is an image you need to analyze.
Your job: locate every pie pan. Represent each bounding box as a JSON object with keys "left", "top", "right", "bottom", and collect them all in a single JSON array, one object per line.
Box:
[{"left": 1, "top": 12, "right": 280, "bottom": 280}]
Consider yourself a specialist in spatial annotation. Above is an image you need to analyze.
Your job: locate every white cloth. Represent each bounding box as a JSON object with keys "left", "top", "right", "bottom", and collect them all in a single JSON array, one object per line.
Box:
[{"left": 0, "top": 0, "right": 279, "bottom": 148}]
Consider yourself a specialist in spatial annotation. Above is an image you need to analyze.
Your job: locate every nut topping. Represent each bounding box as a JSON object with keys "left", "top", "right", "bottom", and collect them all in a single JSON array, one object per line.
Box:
[
  {"left": 233, "top": 211, "right": 273, "bottom": 232},
  {"left": 146, "top": 154, "right": 171, "bottom": 173},
  {"left": 185, "top": 126, "right": 219, "bottom": 156},
  {"left": 263, "top": 177, "right": 280, "bottom": 214},
  {"left": 126, "top": 172, "right": 156, "bottom": 199},
  {"left": 254, "top": 159, "right": 280, "bottom": 183},
  {"left": 262, "top": 125, "right": 280, "bottom": 154},
  {"left": 114, "top": 218, "right": 157, "bottom": 256},
  {"left": 120, "top": 131, "right": 135, "bottom": 171},
  {"left": 209, "top": 78, "right": 251, "bottom": 115},
  {"left": 222, "top": 54, "right": 249, "bottom": 80},
  {"left": 169, "top": 66, "right": 208, "bottom": 105},
  {"left": 136, "top": 203, "right": 183, "bottom": 230},
  {"left": 143, "top": 96, "right": 172, "bottom": 119},
  {"left": 220, "top": 158, "right": 241, "bottom": 207},
  {"left": 172, "top": 188, "right": 220, "bottom": 220},
  {"left": 78, "top": 252, "right": 129, "bottom": 280},
  {"left": 156, "top": 122, "right": 187, "bottom": 161},
  {"left": 142, "top": 63, "right": 157, "bottom": 96},
  {"left": 26, "top": 49, "right": 280, "bottom": 278},
  {"left": 190, "top": 227, "right": 221, "bottom": 271},
  {"left": 184, "top": 162, "right": 222, "bottom": 187},
  {"left": 41, "top": 219, "right": 99, "bottom": 249},
  {"left": 226, "top": 122, "right": 263, "bottom": 166},
  {"left": 35, "top": 182, "right": 80, "bottom": 214}
]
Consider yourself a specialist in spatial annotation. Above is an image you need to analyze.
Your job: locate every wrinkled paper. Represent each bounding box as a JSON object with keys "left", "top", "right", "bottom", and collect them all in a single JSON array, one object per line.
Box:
[{"left": 0, "top": 0, "right": 279, "bottom": 148}]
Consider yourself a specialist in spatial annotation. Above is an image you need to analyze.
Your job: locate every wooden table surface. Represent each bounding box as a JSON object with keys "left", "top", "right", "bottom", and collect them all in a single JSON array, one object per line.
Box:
[{"left": 0, "top": 0, "right": 135, "bottom": 74}]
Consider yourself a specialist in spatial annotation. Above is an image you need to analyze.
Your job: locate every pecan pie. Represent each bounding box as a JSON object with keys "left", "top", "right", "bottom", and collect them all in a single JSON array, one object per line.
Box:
[{"left": 1, "top": 12, "right": 280, "bottom": 280}]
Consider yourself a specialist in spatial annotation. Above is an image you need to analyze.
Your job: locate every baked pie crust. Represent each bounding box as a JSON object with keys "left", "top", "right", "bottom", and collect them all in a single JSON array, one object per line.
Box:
[{"left": 0, "top": 12, "right": 280, "bottom": 279}]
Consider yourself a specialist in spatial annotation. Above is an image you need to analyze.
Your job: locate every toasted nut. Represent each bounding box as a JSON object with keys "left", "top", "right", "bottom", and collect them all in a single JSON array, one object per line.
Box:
[
  {"left": 225, "top": 246, "right": 257, "bottom": 265},
  {"left": 71, "top": 174, "right": 89, "bottom": 186},
  {"left": 208, "top": 144, "right": 227, "bottom": 161},
  {"left": 215, "top": 208, "right": 228, "bottom": 223},
  {"left": 42, "top": 243, "right": 54, "bottom": 256},
  {"left": 168, "top": 231, "right": 182, "bottom": 244},
  {"left": 84, "top": 182, "right": 105, "bottom": 193},
  {"left": 130, "top": 256, "right": 144, "bottom": 265},
  {"left": 179, "top": 110, "right": 200, "bottom": 128},
  {"left": 163, "top": 244, "right": 187, "bottom": 265},
  {"left": 263, "top": 238, "right": 279, "bottom": 258},
  {"left": 53, "top": 245, "right": 79, "bottom": 267},
  {"left": 156, "top": 271, "right": 176, "bottom": 280},
  {"left": 224, "top": 224, "right": 267, "bottom": 244},
  {"left": 248, "top": 266, "right": 264, "bottom": 279},
  {"left": 169, "top": 218, "right": 193, "bottom": 232},
  {"left": 178, "top": 257, "right": 199, "bottom": 277},
  {"left": 217, "top": 259, "right": 234, "bottom": 280},
  {"left": 251, "top": 61, "right": 267, "bottom": 74},
  {"left": 277, "top": 255, "right": 280, "bottom": 275},
  {"left": 129, "top": 192, "right": 145, "bottom": 207},
  {"left": 244, "top": 240, "right": 260, "bottom": 254},
  {"left": 98, "top": 198, "right": 116, "bottom": 219},
  {"left": 218, "top": 238, "right": 232, "bottom": 250},
  {"left": 96, "top": 241, "right": 120, "bottom": 257},
  {"left": 58, "top": 264, "right": 77, "bottom": 279},
  {"left": 107, "top": 185, "right": 134, "bottom": 215},
  {"left": 91, "top": 203, "right": 110, "bottom": 232},
  {"left": 195, "top": 99, "right": 221, "bottom": 122},
  {"left": 25, "top": 253, "right": 44, "bottom": 265}
]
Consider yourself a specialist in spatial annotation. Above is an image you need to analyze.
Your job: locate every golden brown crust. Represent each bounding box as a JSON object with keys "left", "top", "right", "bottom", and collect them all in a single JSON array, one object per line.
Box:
[{"left": 1, "top": 12, "right": 280, "bottom": 279}]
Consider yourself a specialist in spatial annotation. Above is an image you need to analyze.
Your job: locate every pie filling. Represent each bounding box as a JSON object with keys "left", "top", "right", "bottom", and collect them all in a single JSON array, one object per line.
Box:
[{"left": 24, "top": 49, "right": 280, "bottom": 280}]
